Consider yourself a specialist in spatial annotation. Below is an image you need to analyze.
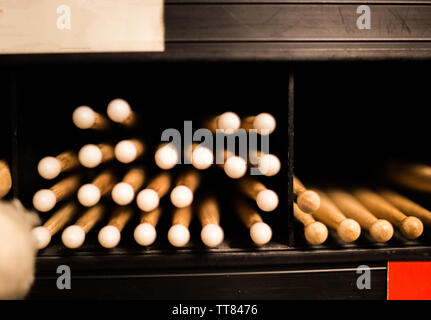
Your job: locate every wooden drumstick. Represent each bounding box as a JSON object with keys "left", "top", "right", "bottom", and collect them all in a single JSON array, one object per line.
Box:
[
  {"left": 107, "top": 98, "right": 137, "bottom": 126},
  {"left": 38, "top": 151, "right": 79, "bottom": 180},
  {"left": 313, "top": 191, "right": 361, "bottom": 242},
  {"left": 207, "top": 111, "right": 241, "bottom": 134},
  {"left": 327, "top": 190, "right": 394, "bottom": 243},
  {"left": 379, "top": 189, "right": 431, "bottom": 227},
  {"left": 235, "top": 199, "right": 272, "bottom": 246},
  {"left": 98, "top": 206, "right": 133, "bottom": 248},
  {"left": 112, "top": 168, "right": 146, "bottom": 205},
  {"left": 32, "top": 203, "right": 78, "bottom": 249},
  {"left": 293, "top": 176, "right": 320, "bottom": 213},
  {"left": 0, "top": 160, "right": 12, "bottom": 198},
  {"left": 137, "top": 172, "right": 172, "bottom": 212},
  {"left": 33, "top": 175, "right": 80, "bottom": 212},
  {"left": 198, "top": 197, "right": 224, "bottom": 247},
  {"left": 218, "top": 150, "right": 247, "bottom": 179},
  {"left": 388, "top": 163, "right": 431, "bottom": 193},
  {"left": 79, "top": 143, "right": 114, "bottom": 168},
  {"left": 170, "top": 170, "right": 201, "bottom": 208},
  {"left": 353, "top": 188, "right": 423, "bottom": 240},
  {"left": 188, "top": 143, "right": 214, "bottom": 170},
  {"left": 114, "top": 139, "right": 145, "bottom": 164},
  {"left": 293, "top": 203, "right": 328, "bottom": 245},
  {"left": 134, "top": 208, "right": 162, "bottom": 246},
  {"left": 242, "top": 113, "right": 276, "bottom": 135},
  {"left": 78, "top": 170, "right": 116, "bottom": 207},
  {"left": 72, "top": 106, "right": 110, "bottom": 130},
  {"left": 249, "top": 150, "right": 280, "bottom": 177},
  {"left": 61, "top": 204, "right": 105, "bottom": 249},
  {"left": 168, "top": 207, "right": 193, "bottom": 247},
  {"left": 154, "top": 143, "right": 179, "bottom": 170},
  {"left": 238, "top": 176, "right": 279, "bottom": 212}
]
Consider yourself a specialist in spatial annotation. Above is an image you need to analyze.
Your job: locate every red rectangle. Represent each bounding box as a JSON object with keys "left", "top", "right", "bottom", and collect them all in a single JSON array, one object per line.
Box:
[{"left": 388, "top": 261, "right": 431, "bottom": 300}]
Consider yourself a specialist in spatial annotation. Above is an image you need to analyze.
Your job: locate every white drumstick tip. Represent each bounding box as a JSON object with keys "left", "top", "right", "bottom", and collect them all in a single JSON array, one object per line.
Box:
[
  {"left": 337, "top": 219, "right": 361, "bottom": 242},
  {"left": 256, "top": 189, "right": 279, "bottom": 212},
  {"left": 168, "top": 224, "right": 190, "bottom": 247},
  {"left": 155, "top": 144, "right": 178, "bottom": 170},
  {"left": 115, "top": 140, "right": 138, "bottom": 164},
  {"left": 72, "top": 106, "right": 96, "bottom": 129},
  {"left": 170, "top": 186, "right": 193, "bottom": 208},
  {"left": 137, "top": 189, "right": 160, "bottom": 212},
  {"left": 98, "top": 225, "right": 121, "bottom": 248},
  {"left": 224, "top": 156, "right": 247, "bottom": 179},
  {"left": 250, "top": 222, "right": 272, "bottom": 246},
  {"left": 38, "top": 156, "right": 62, "bottom": 180},
  {"left": 32, "top": 226, "right": 51, "bottom": 249},
  {"left": 107, "top": 98, "right": 131, "bottom": 123},
  {"left": 369, "top": 219, "right": 394, "bottom": 243},
  {"left": 253, "top": 113, "right": 276, "bottom": 135},
  {"left": 217, "top": 112, "right": 241, "bottom": 134},
  {"left": 79, "top": 144, "right": 102, "bottom": 168},
  {"left": 62, "top": 225, "right": 86, "bottom": 249},
  {"left": 134, "top": 223, "right": 157, "bottom": 246},
  {"left": 304, "top": 221, "right": 328, "bottom": 245},
  {"left": 33, "top": 189, "right": 56, "bottom": 212},
  {"left": 258, "top": 154, "right": 281, "bottom": 176},
  {"left": 201, "top": 224, "right": 224, "bottom": 247},
  {"left": 112, "top": 182, "right": 135, "bottom": 205},
  {"left": 78, "top": 184, "right": 101, "bottom": 207},
  {"left": 192, "top": 146, "right": 214, "bottom": 170}
]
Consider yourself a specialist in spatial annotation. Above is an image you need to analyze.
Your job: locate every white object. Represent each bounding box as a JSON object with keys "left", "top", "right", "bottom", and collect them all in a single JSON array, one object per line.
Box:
[
  {"left": 112, "top": 182, "right": 135, "bottom": 206},
  {"left": 253, "top": 113, "right": 276, "bottom": 135},
  {"left": 107, "top": 99, "right": 131, "bottom": 123},
  {"left": 250, "top": 222, "right": 272, "bottom": 246},
  {"left": 258, "top": 154, "right": 281, "bottom": 176},
  {"left": 137, "top": 189, "right": 159, "bottom": 212},
  {"left": 72, "top": 106, "right": 96, "bottom": 129},
  {"left": 134, "top": 223, "right": 157, "bottom": 246},
  {"left": 38, "top": 157, "right": 61, "bottom": 180},
  {"left": 167, "top": 224, "right": 190, "bottom": 247},
  {"left": 170, "top": 186, "right": 193, "bottom": 208},
  {"left": 224, "top": 156, "right": 247, "bottom": 179},
  {"left": 256, "top": 190, "right": 279, "bottom": 212},
  {"left": 115, "top": 140, "right": 138, "bottom": 164},
  {"left": 79, "top": 144, "right": 102, "bottom": 168},
  {"left": 77, "top": 184, "right": 101, "bottom": 207},
  {"left": 32, "top": 226, "right": 51, "bottom": 250},
  {"left": 201, "top": 224, "right": 224, "bottom": 247},
  {"left": 154, "top": 144, "right": 178, "bottom": 170},
  {"left": 217, "top": 112, "right": 241, "bottom": 134},
  {"left": 32, "top": 190, "right": 56, "bottom": 212},
  {"left": 98, "top": 225, "right": 121, "bottom": 248},
  {"left": 61, "top": 225, "right": 86, "bottom": 249},
  {"left": 192, "top": 146, "right": 213, "bottom": 170}
]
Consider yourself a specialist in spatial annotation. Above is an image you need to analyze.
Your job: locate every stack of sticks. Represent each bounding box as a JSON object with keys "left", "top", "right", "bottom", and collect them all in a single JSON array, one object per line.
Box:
[{"left": 32, "top": 103, "right": 280, "bottom": 250}]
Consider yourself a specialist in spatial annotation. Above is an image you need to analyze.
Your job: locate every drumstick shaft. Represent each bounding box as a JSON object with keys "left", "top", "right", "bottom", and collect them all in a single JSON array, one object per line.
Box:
[
  {"left": 56, "top": 151, "right": 79, "bottom": 171},
  {"left": 93, "top": 171, "right": 116, "bottom": 194},
  {"left": 235, "top": 199, "right": 263, "bottom": 229},
  {"left": 92, "top": 112, "right": 110, "bottom": 130},
  {"left": 108, "top": 207, "right": 133, "bottom": 231},
  {"left": 172, "top": 207, "right": 193, "bottom": 227},
  {"left": 176, "top": 170, "right": 200, "bottom": 191},
  {"left": 148, "top": 172, "right": 171, "bottom": 197},
  {"left": 198, "top": 197, "right": 220, "bottom": 226},
  {"left": 44, "top": 203, "right": 78, "bottom": 234},
  {"left": 99, "top": 144, "right": 115, "bottom": 162},
  {"left": 123, "top": 168, "right": 145, "bottom": 191},
  {"left": 51, "top": 175, "right": 80, "bottom": 200},
  {"left": 238, "top": 176, "right": 266, "bottom": 199},
  {"left": 75, "top": 205, "right": 105, "bottom": 233},
  {"left": 140, "top": 208, "right": 162, "bottom": 227},
  {"left": 312, "top": 191, "right": 346, "bottom": 229},
  {"left": 293, "top": 202, "right": 316, "bottom": 227},
  {"left": 293, "top": 176, "right": 306, "bottom": 195}
]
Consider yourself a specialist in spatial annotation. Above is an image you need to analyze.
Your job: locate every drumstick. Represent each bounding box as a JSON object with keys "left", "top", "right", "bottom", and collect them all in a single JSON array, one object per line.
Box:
[
  {"left": 208, "top": 111, "right": 241, "bottom": 134},
  {"left": 242, "top": 113, "right": 276, "bottom": 135},
  {"left": 61, "top": 204, "right": 105, "bottom": 249},
  {"left": 219, "top": 150, "right": 247, "bottom": 179},
  {"left": 134, "top": 208, "right": 162, "bottom": 246},
  {"left": 112, "top": 168, "right": 146, "bottom": 206},
  {"left": 198, "top": 197, "right": 224, "bottom": 247},
  {"left": 0, "top": 160, "right": 12, "bottom": 198},
  {"left": 32, "top": 203, "right": 78, "bottom": 249},
  {"left": 33, "top": 175, "right": 80, "bottom": 212},
  {"left": 235, "top": 199, "right": 272, "bottom": 246},
  {"left": 98, "top": 206, "right": 133, "bottom": 248},
  {"left": 353, "top": 188, "right": 423, "bottom": 240},
  {"left": 312, "top": 191, "right": 361, "bottom": 242},
  {"left": 107, "top": 98, "right": 136, "bottom": 126},
  {"left": 293, "top": 203, "right": 328, "bottom": 245},
  {"left": 189, "top": 143, "right": 214, "bottom": 170},
  {"left": 379, "top": 189, "right": 431, "bottom": 227},
  {"left": 79, "top": 143, "right": 114, "bottom": 168},
  {"left": 327, "top": 190, "right": 393, "bottom": 243},
  {"left": 114, "top": 139, "right": 145, "bottom": 164},
  {"left": 38, "top": 151, "right": 79, "bottom": 180},
  {"left": 238, "top": 176, "right": 279, "bottom": 212},
  {"left": 249, "top": 150, "right": 281, "bottom": 177},
  {"left": 293, "top": 176, "right": 320, "bottom": 213},
  {"left": 78, "top": 170, "right": 116, "bottom": 207},
  {"left": 154, "top": 143, "right": 179, "bottom": 170},
  {"left": 170, "top": 170, "right": 201, "bottom": 208},
  {"left": 168, "top": 207, "right": 192, "bottom": 247},
  {"left": 388, "top": 163, "right": 431, "bottom": 193},
  {"left": 137, "top": 172, "right": 171, "bottom": 212},
  {"left": 72, "top": 106, "right": 110, "bottom": 130}
]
